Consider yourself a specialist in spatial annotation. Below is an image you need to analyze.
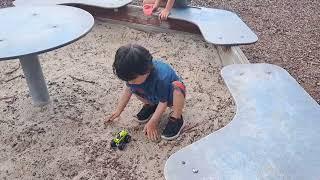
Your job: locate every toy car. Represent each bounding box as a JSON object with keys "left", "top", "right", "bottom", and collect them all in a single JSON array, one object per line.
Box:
[{"left": 110, "top": 130, "right": 131, "bottom": 150}]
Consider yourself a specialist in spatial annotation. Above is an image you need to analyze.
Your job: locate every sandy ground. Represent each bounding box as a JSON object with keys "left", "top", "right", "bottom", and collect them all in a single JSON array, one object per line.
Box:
[
  {"left": 1, "top": 0, "right": 319, "bottom": 179},
  {"left": 0, "top": 22, "right": 234, "bottom": 179}
]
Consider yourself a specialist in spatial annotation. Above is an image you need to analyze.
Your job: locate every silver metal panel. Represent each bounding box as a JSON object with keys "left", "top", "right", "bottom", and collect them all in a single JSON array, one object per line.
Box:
[
  {"left": 164, "top": 64, "right": 320, "bottom": 180},
  {"left": 13, "top": 0, "right": 132, "bottom": 9},
  {"left": 0, "top": 6, "right": 94, "bottom": 60},
  {"left": 169, "top": 7, "right": 258, "bottom": 45}
]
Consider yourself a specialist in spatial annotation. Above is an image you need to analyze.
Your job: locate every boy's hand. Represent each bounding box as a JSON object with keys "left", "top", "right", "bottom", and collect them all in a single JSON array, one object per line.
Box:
[
  {"left": 106, "top": 110, "right": 122, "bottom": 122},
  {"left": 144, "top": 120, "right": 159, "bottom": 141},
  {"left": 159, "top": 8, "right": 170, "bottom": 20}
]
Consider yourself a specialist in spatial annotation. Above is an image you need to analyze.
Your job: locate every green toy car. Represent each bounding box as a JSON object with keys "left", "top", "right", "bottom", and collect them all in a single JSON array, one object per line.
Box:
[{"left": 110, "top": 130, "right": 131, "bottom": 150}]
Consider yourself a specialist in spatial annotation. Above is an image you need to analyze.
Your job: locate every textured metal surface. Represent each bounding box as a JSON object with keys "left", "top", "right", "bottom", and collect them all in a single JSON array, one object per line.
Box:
[
  {"left": 13, "top": 0, "right": 132, "bottom": 9},
  {"left": 0, "top": 6, "right": 94, "bottom": 60},
  {"left": 165, "top": 64, "right": 320, "bottom": 180},
  {"left": 20, "top": 55, "right": 50, "bottom": 106},
  {"left": 169, "top": 7, "right": 258, "bottom": 45}
]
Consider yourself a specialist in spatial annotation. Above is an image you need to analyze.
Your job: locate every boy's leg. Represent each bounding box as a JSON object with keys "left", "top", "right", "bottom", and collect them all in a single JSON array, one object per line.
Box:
[
  {"left": 171, "top": 82, "right": 186, "bottom": 119},
  {"left": 134, "top": 94, "right": 158, "bottom": 123},
  {"left": 161, "top": 81, "right": 186, "bottom": 140}
]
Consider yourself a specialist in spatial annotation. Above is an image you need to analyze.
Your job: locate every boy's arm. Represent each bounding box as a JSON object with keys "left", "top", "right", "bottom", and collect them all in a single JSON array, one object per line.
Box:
[
  {"left": 144, "top": 102, "right": 167, "bottom": 140},
  {"left": 159, "top": 0, "right": 175, "bottom": 20},
  {"left": 165, "top": 0, "right": 175, "bottom": 11},
  {"left": 116, "top": 86, "right": 132, "bottom": 112},
  {"left": 107, "top": 86, "right": 132, "bottom": 121}
]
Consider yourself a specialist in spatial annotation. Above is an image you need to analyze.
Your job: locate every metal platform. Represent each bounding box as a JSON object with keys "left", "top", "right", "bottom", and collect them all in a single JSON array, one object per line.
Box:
[
  {"left": 164, "top": 64, "right": 320, "bottom": 180},
  {"left": 169, "top": 7, "right": 258, "bottom": 45}
]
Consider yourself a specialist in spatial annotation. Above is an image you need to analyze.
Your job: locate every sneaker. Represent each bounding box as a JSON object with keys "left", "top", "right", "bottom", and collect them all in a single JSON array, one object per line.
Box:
[
  {"left": 135, "top": 104, "right": 158, "bottom": 123},
  {"left": 161, "top": 116, "right": 185, "bottom": 140}
]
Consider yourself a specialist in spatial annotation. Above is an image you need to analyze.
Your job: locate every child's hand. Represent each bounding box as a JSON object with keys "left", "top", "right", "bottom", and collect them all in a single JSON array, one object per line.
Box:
[
  {"left": 159, "top": 8, "right": 170, "bottom": 20},
  {"left": 143, "top": 120, "right": 159, "bottom": 141},
  {"left": 106, "top": 110, "right": 122, "bottom": 122}
]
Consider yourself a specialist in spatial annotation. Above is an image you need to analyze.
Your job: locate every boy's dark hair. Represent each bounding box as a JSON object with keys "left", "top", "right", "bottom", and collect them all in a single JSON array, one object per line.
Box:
[{"left": 113, "top": 44, "right": 153, "bottom": 81}]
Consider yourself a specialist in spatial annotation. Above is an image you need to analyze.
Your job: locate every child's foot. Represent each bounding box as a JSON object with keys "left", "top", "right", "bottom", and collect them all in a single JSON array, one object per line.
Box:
[
  {"left": 161, "top": 116, "right": 184, "bottom": 140},
  {"left": 135, "top": 104, "right": 158, "bottom": 123}
]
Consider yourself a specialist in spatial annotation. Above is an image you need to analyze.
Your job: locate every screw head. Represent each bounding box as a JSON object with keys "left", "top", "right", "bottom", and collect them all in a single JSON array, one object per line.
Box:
[{"left": 192, "top": 168, "right": 199, "bottom": 173}]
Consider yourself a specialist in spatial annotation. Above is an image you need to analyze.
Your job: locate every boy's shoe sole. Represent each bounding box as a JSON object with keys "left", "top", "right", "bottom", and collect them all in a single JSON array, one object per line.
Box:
[{"left": 161, "top": 120, "right": 185, "bottom": 141}]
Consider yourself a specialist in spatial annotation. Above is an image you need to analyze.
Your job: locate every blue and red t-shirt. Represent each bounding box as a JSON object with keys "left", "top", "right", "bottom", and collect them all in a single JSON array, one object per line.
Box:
[{"left": 126, "top": 59, "right": 182, "bottom": 105}]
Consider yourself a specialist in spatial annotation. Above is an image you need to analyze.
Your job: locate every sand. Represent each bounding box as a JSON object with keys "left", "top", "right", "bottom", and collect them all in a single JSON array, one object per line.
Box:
[{"left": 0, "top": 22, "right": 234, "bottom": 179}]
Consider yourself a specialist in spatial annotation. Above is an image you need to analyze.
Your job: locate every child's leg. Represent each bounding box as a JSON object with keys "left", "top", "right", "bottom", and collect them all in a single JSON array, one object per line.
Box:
[
  {"left": 161, "top": 81, "right": 185, "bottom": 140},
  {"left": 171, "top": 81, "right": 186, "bottom": 119}
]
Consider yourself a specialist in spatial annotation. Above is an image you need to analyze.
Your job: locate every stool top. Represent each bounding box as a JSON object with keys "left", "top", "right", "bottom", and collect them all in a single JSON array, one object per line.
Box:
[{"left": 0, "top": 6, "right": 94, "bottom": 60}]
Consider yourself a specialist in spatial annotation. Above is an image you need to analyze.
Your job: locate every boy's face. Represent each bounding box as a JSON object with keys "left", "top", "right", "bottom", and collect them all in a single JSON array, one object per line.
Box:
[{"left": 128, "top": 73, "right": 149, "bottom": 85}]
